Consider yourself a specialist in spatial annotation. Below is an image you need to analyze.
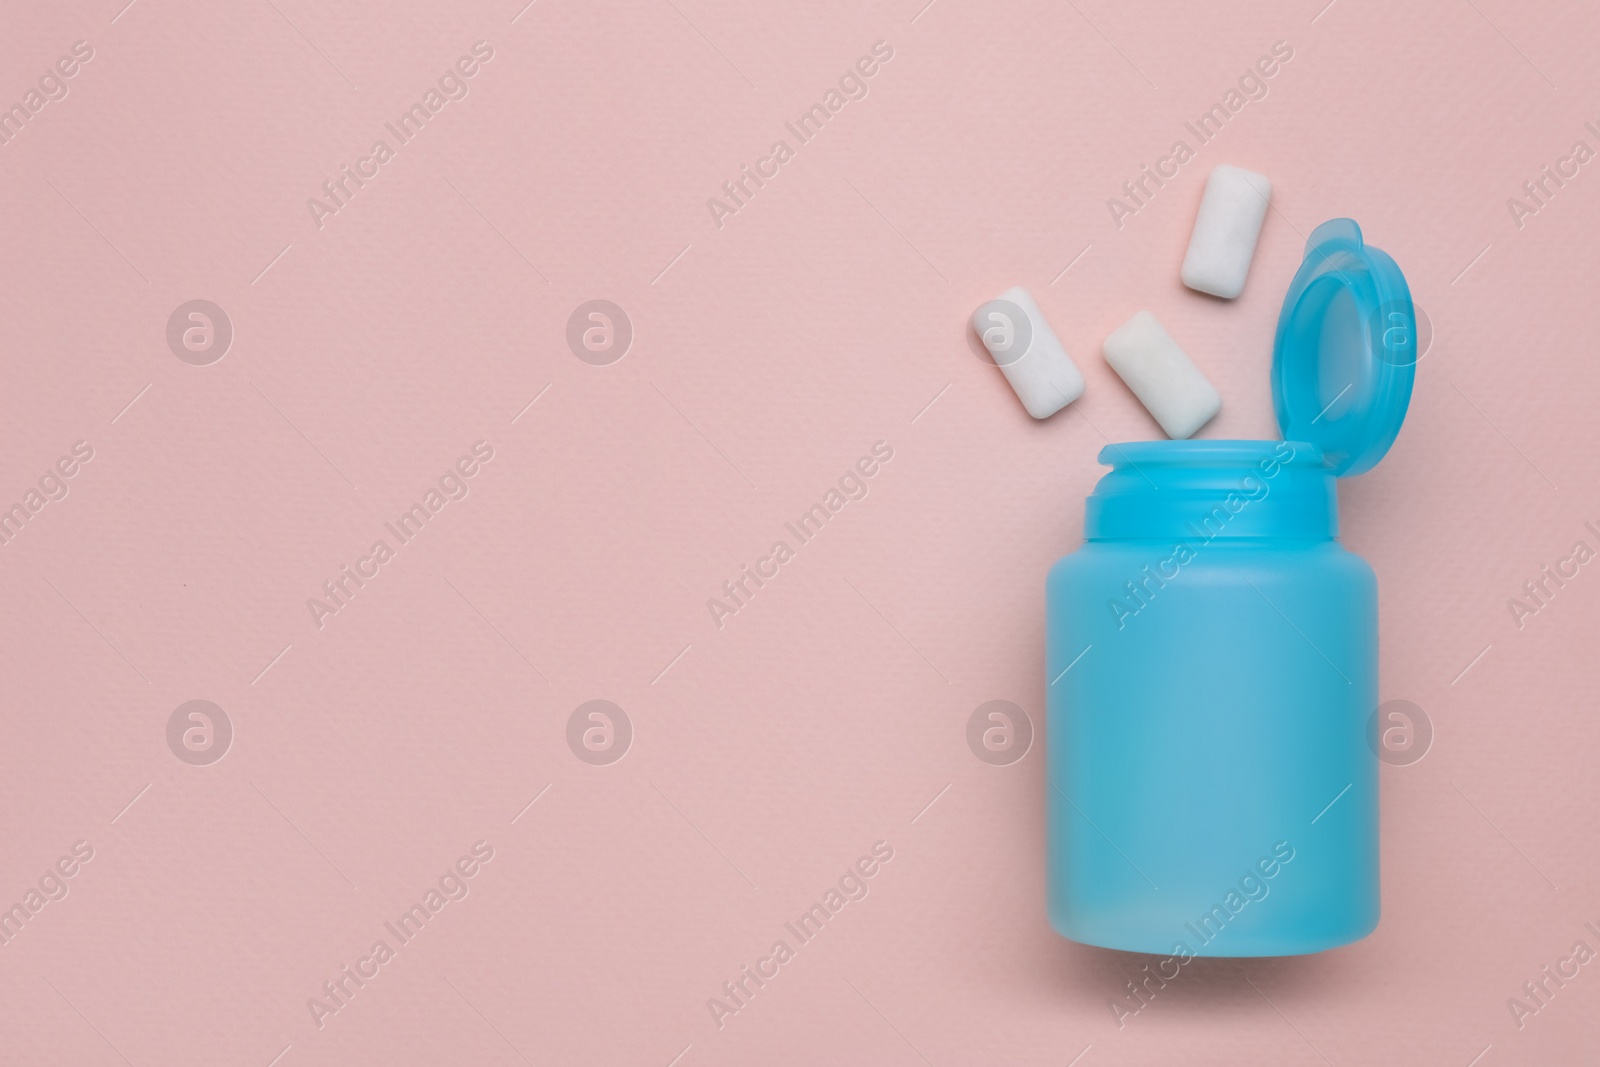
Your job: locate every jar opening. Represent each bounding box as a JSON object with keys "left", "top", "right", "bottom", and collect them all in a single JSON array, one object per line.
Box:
[
  {"left": 1086, "top": 440, "right": 1337, "bottom": 541},
  {"left": 1097, "top": 439, "right": 1325, "bottom": 471}
]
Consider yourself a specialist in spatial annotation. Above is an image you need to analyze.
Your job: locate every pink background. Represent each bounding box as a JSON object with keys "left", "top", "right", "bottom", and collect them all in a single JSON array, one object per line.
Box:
[{"left": 2, "top": 0, "right": 1598, "bottom": 1063}]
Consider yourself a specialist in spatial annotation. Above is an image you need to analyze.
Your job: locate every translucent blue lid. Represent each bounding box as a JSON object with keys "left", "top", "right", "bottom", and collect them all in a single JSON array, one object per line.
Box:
[{"left": 1272, "top": 219, "right": 1416, "bottom": 477}]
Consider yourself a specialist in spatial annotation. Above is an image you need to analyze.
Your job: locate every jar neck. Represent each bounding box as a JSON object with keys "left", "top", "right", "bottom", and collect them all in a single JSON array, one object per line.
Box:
[{"left": 1084, "top": 440, "right": 1337, "bottom": 541}]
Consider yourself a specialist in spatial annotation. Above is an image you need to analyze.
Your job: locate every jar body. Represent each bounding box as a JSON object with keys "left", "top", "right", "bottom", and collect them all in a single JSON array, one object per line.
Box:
[{"left": 1045, "top": 441, "right": 1379, "bottom": 957}]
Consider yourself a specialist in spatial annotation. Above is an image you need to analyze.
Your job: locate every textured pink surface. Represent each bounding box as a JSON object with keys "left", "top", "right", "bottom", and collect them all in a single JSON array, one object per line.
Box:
[{"left": 1, "top": 0, "right": 1598, "bottom": 1064}]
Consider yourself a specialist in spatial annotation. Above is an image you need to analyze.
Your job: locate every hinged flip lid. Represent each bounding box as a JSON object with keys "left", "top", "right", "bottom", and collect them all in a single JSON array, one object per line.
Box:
[{"left": 1272, "top": 219, "right": 1416, "bottom": 477}]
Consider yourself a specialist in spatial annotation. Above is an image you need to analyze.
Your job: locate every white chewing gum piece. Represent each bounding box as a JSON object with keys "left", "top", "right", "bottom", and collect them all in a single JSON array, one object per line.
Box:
[
  {"left": 1181, "top": 164, "right": 1272, "bottom": 299},
  {"left": 1102, "top": 310, "right": 1221, "bottom": 439},
  {"left": 971, "top": 287, "right": 1085, "bottom": 420}
]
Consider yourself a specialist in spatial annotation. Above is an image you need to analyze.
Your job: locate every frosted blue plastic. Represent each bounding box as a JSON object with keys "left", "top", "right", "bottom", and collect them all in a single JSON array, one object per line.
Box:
[
  {"left": 1273, "top": 219, "right": 1416, "bottom": 476},
  {"left": 1045, "top": 220, "right": 1413, "bottom": 957}
]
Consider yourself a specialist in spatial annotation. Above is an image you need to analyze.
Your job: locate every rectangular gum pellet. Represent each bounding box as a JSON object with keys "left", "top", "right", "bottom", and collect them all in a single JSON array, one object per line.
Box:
[
  {"left": 1102, "top": 310, "right": 1221, "bottom": 439},
  {"left": 971, "top": 286, "right": 1085, "bottom": 420},
  {"left": 1181, "top": 165, "right": 1272, "bottom": 299}
]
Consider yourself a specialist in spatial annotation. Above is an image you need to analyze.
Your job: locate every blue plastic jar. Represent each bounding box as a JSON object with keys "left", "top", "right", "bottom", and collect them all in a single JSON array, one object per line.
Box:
[{"left": 1045, "top": 220, "right": 1416, "bottom": 957}]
